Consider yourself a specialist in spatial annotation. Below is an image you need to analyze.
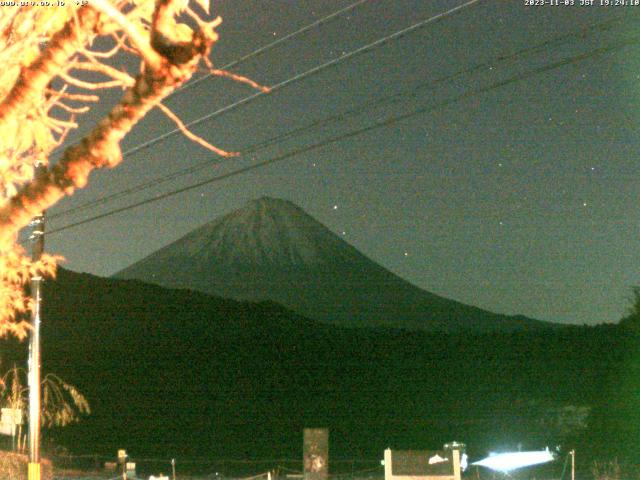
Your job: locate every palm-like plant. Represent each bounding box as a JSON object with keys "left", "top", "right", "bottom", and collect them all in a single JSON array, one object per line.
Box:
[
  {"left": 0, "top": 365, "right": 90, "bottom": 429},
  {"left": 40, "top": 373, "right": 90, "bottom": 428}
]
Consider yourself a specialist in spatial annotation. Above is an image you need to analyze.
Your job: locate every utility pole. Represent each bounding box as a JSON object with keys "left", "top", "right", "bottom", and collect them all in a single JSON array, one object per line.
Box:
[{"left": 28, "top": 163, "right": 46, "bottom": 480}]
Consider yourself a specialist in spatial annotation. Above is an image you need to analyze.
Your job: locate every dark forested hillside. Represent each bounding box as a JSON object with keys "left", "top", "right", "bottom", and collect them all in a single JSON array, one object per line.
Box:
[{"left": 1, "top": 268, "right": 633, "bottom": 466}]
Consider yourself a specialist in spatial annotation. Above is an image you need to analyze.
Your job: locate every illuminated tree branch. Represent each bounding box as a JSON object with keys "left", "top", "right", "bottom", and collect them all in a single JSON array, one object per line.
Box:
[
  {"left": 0, "top": 7, "right": 100, "bottom": 126},
  {"left": 0, "top": 0, "right": 262, "bottom": 338},
  {"left": 156, "top": 102, "right": 237, "bottom": 157}
]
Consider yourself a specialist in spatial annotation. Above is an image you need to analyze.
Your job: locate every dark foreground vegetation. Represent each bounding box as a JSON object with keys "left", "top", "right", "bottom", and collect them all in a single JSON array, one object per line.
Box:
[{"left": 2, "top": 269, "right": 639, "bottom": 474}]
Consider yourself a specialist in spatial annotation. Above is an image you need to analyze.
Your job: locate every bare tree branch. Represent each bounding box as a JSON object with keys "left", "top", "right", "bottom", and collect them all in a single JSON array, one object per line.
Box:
[
  {"left": 208, "top": 68, "right": 271, "bottom": 93},
  {"left": 0, "top": 0, "right": 221, "bottom": 245},
  {"left": 59, "top": 70, "right": 126, "bottom": 90},
  {"left": 0, "top": 0, "right": 266, "bottom": 338},
  {"left": 157, "top": 102, "right": 237, "bottom": 157},
  {"left": 0, "top": 7, "right": 100, "bottom": 126},
  {"left": 72, "top": 60, "right": 136, "bottom": 87},
  {"left": 90, "top": 0, "right": 163, "bottom": 70}
]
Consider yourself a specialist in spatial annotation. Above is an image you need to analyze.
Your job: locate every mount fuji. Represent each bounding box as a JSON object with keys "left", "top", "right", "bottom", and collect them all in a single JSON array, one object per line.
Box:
[{"left": 115, "top": 197, "right": 551, "bottom": 332}]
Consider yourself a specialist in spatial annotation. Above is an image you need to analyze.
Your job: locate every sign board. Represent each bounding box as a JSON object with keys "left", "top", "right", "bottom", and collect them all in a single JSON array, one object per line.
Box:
[
  {"left": 303, "top": 428, "right": 328, "bottom": 480},
  {"left": 0, "top": 422, "right": 14, "bottom": 436},
  {"left": 1, "top": 408, "right": 22, "bottom": 426},
  {"left": 384, "top": 449, "right": 461, "bottom": 480},
  {"left": 392, "top": 450, "right": 455, "bottom": 476}
]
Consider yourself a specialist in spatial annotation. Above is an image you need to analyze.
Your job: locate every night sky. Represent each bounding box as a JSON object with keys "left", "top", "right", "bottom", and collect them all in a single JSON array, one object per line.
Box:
[{"left": 43, "top": 0, "right": 639, "bottom": 326}]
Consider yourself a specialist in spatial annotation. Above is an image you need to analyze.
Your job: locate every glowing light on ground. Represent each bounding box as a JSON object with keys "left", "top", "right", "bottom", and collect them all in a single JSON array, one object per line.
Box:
[{"left": 472, "top": 449, "right": 555, "bottom": 472}]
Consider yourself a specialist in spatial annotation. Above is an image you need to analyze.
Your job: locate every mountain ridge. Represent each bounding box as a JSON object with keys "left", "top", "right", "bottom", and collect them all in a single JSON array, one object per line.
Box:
[{"left": 115, "top": 196, "right": 553, "bottom": 333}]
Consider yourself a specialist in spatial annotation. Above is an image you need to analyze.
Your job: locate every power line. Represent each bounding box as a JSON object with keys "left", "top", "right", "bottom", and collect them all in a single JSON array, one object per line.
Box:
[
  {"left": 46, "top": 34, "right": 639, "bottom": 236},
  {"left": 171, "top": 0, "right": 373, "bottom": 95},
  {"left": 49, "top": 0, "right": 483, "bottom": 219},
  {"left": 98, "top": 0, "right": 483, "bottom": 161},
  {"left": 49, "top": 12, "right": 635, "bottom": 221},
  {"left": 49, "top": 0, "right": 373, "bottom": 159}
]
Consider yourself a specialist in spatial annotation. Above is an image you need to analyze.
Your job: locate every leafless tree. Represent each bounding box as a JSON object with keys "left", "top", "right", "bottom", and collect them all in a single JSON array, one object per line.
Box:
[{"left": 0, "top": 0, "right": 264, "bottom": 338}]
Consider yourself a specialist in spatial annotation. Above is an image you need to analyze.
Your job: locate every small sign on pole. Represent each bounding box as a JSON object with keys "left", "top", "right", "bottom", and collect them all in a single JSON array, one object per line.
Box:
[
  {"left": 0, "top": 408, "right": 22, "bottom": 438},
  {"left": 0, "top": 422, "right": 13, "bottom": 436},
  {"left": 1, "top": 408, "right": 22, "bottom": 426},
  {"left": 126, "top": 462, "right": 136, "bottom": 475},
  {"left": 117, "top": 449, "right": 127, "bottom": 480}
]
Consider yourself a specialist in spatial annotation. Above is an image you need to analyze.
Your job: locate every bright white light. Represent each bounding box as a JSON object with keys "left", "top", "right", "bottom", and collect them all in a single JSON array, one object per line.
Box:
[
  {"left": 472, "top": 449, "right": 555, "bottom": 472},
  {"left": 460, "top": 454, "right": 468, "bottom": 472}
]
